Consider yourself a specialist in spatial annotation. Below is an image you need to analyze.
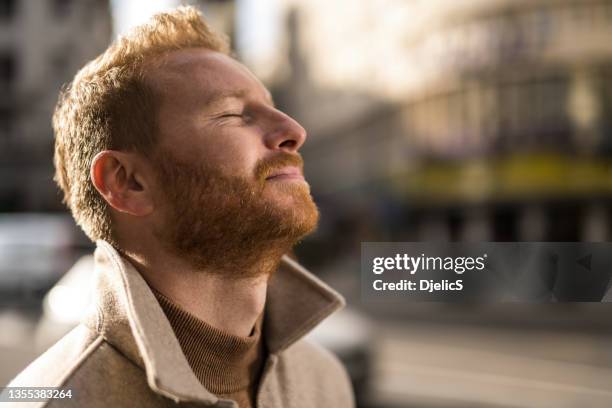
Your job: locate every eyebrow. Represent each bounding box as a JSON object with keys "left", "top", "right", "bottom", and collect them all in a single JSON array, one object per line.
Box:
[{"left": 205, "top": 89, "right": 275, "bottom": 108}]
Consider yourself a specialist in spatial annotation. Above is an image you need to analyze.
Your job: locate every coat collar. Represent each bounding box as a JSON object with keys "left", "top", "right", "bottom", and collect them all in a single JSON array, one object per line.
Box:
[{"left": 83, "top": 240, "right": 345, "bottom": 404}]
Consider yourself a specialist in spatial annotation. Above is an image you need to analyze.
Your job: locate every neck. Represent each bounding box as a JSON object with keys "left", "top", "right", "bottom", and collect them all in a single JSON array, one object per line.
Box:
[{"left": 124, "top": 248, "right": 272, "bottom": 338}]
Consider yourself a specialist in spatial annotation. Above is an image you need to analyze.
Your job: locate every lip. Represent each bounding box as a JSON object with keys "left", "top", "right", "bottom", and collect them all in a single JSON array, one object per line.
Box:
[{"left": 265, "top": 166, "right": 304, "bottom": 181}]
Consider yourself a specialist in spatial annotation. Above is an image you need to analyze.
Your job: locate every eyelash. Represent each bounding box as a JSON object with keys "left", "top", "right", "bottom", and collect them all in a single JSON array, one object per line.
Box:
[{"left": 219, "top": 111, "right": 254, "bottom": 124}]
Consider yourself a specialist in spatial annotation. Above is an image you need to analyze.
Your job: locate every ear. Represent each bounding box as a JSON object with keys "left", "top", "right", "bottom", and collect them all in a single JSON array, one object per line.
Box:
[{"left": 90, "top": 150, "right": 154, "bottom": 216}]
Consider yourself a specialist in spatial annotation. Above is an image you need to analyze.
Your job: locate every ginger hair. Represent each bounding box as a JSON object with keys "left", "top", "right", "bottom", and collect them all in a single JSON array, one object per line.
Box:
[{"left": 53, "top": 6, "right": 229, "bottom": 243}]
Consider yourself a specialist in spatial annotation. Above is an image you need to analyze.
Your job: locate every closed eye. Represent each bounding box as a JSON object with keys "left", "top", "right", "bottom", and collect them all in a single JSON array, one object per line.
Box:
[{"left": 217, "top": 111, "right": 254, "bottom": 125}]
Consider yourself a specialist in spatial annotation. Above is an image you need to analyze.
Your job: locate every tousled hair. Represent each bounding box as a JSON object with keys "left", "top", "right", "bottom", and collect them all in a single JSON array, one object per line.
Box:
[{"left": 53, "top": 6, "right": 230, "bottom": 243}]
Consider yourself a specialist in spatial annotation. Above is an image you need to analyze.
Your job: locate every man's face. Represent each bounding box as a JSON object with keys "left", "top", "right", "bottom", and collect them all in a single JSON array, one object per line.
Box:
[{"left": 146, "top": 49, "right": 318, "bottom": 275}]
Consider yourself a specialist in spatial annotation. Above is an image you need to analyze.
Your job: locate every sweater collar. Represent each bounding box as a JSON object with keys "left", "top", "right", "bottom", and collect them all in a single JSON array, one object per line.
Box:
[
  {"left": 153, "top": 289, "right": 264, "bottom": 395},
  {"left": 83, "top": 240, "right": 345, "bottom": 404}
]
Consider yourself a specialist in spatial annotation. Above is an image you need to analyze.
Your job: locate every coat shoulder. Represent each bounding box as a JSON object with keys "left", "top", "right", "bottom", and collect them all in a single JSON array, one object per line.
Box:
[
  {"left": 8, "top": 324, "right": 173, "bottom": 408},
  {"left": 287, "top": 339, "right": 350, "bottom": 378},
  {"left": 279, "top": 339, "right": 355, "bottom": 407},
  {"left": 5, "top": 325, "right": 102, "bottom": 408},
  {"left": 8, "top": 325, "right": 102, "bottom": 390}
]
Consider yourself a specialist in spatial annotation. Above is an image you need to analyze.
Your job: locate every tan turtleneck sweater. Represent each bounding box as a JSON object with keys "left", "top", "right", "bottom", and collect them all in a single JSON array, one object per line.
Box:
[{"left": 153, "top": 290, "right": 265, "bottom": 408}]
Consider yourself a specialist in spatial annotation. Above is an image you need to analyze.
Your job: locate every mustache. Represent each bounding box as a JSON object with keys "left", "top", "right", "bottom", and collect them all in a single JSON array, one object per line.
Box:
[{"left": 254, "top": 153, "right": 304, "bottom": 182}]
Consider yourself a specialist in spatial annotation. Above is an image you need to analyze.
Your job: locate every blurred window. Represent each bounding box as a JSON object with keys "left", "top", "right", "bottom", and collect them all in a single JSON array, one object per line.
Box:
[
  {"left": 0, "top": 52, "right": 15, "bottom": 88},
  {"left": 493, "top": 206, "right": 518, "bottom": 241},
  {"left": 52, "top": 0, "right": 71, "bottom": 18},
  {"left": 534, "top": 77, "right": 570, "bottom": 146},
  {"left": 0, "top": 189, "right": 22, "bottom": 212},
  {"left": 0, "top": 0, "right": 16, "bottom": 20},
  {"left": 546, "top": 203, "right": 581, "bottom": 241},
  {"left": 0, "top": 106, "right": 12, "bottom": 136},
  {"left": 447, "top": 210, "right": 464, "bottom": 241}
]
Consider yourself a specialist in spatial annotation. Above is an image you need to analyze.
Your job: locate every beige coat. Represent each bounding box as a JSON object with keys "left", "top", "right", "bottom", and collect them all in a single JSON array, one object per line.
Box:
[{"left": 8, "top": 241, "right": 355, "bottom": 407}]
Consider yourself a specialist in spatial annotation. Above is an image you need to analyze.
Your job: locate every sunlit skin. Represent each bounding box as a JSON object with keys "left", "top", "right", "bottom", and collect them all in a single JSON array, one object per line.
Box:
[
  {"left": 90, "top": 49, "right": 312, "bottom": 337},
  {"left": 151, "top": 50, "right": 309, "bottom": 209}
]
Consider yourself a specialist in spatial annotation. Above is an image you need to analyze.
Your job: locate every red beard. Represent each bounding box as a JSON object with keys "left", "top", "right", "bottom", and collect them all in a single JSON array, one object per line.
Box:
[{"left": 152, "top": 150, "right": 319, "bottom": 278}]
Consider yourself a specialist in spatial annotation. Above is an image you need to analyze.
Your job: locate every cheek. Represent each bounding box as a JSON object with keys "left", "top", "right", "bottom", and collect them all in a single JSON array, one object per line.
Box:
[{"left": 203, "top": 136, "right": 262, "bottom": 178}]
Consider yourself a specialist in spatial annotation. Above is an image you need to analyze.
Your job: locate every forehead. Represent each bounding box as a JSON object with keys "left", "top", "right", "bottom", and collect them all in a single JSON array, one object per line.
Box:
[{"left": 147, "top": 48, "right": 271, "bottom": 105}]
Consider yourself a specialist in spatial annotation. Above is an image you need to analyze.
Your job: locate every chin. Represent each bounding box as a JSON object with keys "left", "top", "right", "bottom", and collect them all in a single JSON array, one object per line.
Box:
[
  {"left": 269, "top": 195, "right": 319, "bottom": 236},
  {"left": 264, "top": 182, "right": 313, "bottom": 207}
]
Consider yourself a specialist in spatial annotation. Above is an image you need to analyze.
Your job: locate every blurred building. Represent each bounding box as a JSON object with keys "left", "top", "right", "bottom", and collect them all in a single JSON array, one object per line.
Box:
[
  {"left": 189, "top": 0, "right": 236, "bottom": 43},
  {"left": 255, "top": 5, "right": 612, "bottom": 405},
  {"left": 264, "top": 0, "right": 612, "bottom": 256},
  {"left": 396, "top": 0, "right": 612, "bottom": 243},
  {"left": 0, "top": 0, "right": 112, "bottom": 212},
  {"left": 3, "top": 0, "right": 611, "bottom": 249}
]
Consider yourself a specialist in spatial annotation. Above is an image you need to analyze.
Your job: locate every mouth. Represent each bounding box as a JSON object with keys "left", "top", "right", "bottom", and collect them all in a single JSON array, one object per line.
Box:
[{"left": 265, "top": 166, "right": 304, "bottom": 181}]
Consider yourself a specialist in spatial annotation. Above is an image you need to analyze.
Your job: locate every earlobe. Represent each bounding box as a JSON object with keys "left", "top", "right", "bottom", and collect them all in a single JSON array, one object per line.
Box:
[{"left": 90, "top": 150, "right": 154, "bottom": 216}]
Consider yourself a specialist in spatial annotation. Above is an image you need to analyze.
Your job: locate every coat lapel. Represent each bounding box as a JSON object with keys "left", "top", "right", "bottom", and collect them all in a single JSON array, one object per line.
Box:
[{"left": 84, "top": 240, "right": 345, "bottom": 404}]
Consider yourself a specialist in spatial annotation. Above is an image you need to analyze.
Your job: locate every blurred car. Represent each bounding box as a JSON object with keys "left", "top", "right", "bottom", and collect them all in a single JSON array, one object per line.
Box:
[{"left": 0, "top": 213, "right": 91, "bottom": 308}]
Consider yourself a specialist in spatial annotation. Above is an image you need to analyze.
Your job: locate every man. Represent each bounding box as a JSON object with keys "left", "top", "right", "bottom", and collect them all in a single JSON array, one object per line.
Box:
[{"left": 8, "top": 7, "right": 354, "bottom": 408}]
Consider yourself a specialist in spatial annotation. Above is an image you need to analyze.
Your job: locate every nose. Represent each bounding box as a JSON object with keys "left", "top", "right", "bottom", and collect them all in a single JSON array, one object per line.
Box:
[{"left": 263, "top": 109, "right": 307, "bottom": 152}]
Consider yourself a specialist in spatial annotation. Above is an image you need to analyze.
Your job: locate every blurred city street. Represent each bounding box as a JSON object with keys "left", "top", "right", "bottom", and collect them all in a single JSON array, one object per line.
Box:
[
  {"left": 369, "top": 321, "right": 612, "bottom": 407},
  {"left": 3, "top": 301, "right": 612, "bottom": 407},
  {"left": 4, "top": 0, "right": 612, "bottom": 406}
]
